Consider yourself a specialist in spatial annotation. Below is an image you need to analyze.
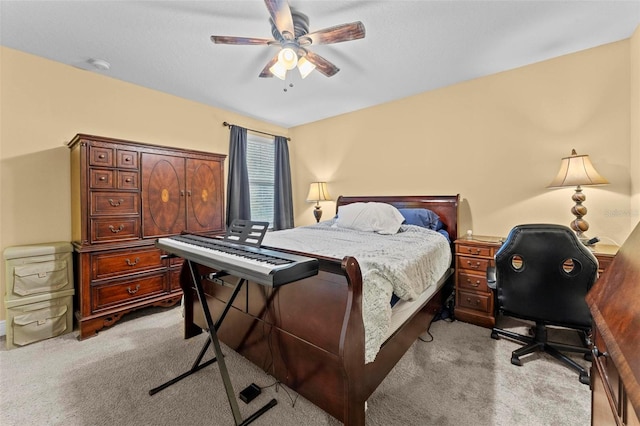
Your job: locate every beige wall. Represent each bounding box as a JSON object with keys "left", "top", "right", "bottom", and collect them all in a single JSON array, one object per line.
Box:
[
  {"left": 1, "top": 28, "right": 639, "bottom": 324},
  {"left": 631, "top": 25, "right": 640, "bottom": 227},
  {"left": 0, "top": 47, "right": 287, "bottom": 321},
  {"left": 291, "top": 37, "right": 638, "bottom": 247}
]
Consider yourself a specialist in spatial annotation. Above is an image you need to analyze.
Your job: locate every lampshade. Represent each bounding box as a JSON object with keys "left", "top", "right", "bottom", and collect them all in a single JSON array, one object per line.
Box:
[
  {"left": 278, "top": 47, "right": 298, "bottom": 71},
  {"left": 306, "top": 182, "right": 331, "bottom": 202},
  {"left": 547, "top": 149, "right": 609, "bottom": 243},
  {"left": 547, "top": 149, "right": 609, "bottom": 188},
  {"left": 297, "top": 56, "right": 316, "bottom": 79},
  {"left": 269, "top": 61, "right": 287, "bottom": 80}
]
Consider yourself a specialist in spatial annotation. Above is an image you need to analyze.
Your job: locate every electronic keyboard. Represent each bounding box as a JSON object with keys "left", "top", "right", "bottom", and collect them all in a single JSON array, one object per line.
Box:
[{"left": 155, "top": 234, "right": 318, "bottom": 287}]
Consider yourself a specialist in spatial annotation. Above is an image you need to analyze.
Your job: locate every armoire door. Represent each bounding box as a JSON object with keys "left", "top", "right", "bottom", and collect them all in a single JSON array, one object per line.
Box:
[
  {"left": 142, "top": 153, "right": 186, "bottom": 238},
  {"left": 185, "top": 158, "right": 224, "bottom": 233}
]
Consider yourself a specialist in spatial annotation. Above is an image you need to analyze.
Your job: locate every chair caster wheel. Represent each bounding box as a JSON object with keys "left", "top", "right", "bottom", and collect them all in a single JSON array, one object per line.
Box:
[
  {"left": 579, "top": 374, "right": 590, "bottom": 385},
  {"left": 491, "top": 330, "right": 499, "bottom": 340},
  {"left": 584, "top": 352, "right": 593, "bottom": 362},
  {"left": 511, "top": 356, "right": 522, "bottom": 366}
]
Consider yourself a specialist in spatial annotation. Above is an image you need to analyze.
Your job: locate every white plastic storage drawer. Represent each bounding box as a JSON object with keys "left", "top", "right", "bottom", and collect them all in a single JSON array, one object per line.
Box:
[
  {"left": 5, "top": 291, "right": 74, "bottom": 349},
  {"left": 4, "top": 242, "right": 74, "bottom": 301}
]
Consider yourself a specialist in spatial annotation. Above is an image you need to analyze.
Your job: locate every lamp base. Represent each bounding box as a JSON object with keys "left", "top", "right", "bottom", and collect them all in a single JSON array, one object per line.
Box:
[{"left": 313, "top": 205, "right": 322, "bottom": 223}]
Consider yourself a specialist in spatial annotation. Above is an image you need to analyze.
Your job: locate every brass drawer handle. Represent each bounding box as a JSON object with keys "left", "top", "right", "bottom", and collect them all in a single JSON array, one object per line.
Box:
[
  {"left": 466, "top": 261, "right": 481, "bottom": 269},
  {"left": 126, "top": 284, "right": 140, "bottom": 295},
  {"left": 466, "top": 297, "right": 480, "bottom": 305},
  {"left": 125, "top": 257, "right": 140, "bottom": 266},
  {"left": 466, "top": 247, "right": 481, "bottom": 255},
  {"left": 466, "top": 278, "right": 480, "bottom": 287},
  {"left": 109, "top": 224, "right": 125, "bottom": 233},
  {"left": 108, "top": 198, "right": 124, "bottom": 207}
]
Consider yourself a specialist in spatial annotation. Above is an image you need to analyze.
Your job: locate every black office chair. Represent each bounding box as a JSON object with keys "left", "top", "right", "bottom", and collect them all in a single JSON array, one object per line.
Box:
[{"left": 487, "top": 224, "right": 598, "bottom": 385}]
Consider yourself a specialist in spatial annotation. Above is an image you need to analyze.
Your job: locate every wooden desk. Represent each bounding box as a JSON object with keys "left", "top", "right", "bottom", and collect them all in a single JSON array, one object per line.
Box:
[
  {"left": 454, "top": 236, "right": 619, "bottom": 328},
  {"left": 587, "top": 224, "right": 640, "bottom": 426}
]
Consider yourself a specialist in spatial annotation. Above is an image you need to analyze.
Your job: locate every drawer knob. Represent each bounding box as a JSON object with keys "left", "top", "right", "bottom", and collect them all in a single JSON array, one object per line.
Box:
[
  {"left": 99, "top": 176, "right": 107, "bottom": 181},
  {"left": 109, "top": 224, "right": 125, "bottom": 233},
  {"left": 98, "top": 154, "right": 105, "bottom": 159},
  {"left": 125, "top": 178, "right": 132, "bottom": 183},
  {"left": 125, "top": 257, "right": 140, "bottom": 266},
  {"left": 125, "top": 157, "right": 131, "bottom": 162},
  {"left": 126, "top": 284, "right": 140, "bottom": 295},
  {"left": 108, "top": 198, "right": 124, "bottom": 207}
]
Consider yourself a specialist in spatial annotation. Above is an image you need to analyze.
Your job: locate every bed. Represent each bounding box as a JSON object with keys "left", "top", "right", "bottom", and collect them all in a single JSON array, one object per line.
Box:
[{"left": 180, "top": 195, "right": 459, "bottom": 425}]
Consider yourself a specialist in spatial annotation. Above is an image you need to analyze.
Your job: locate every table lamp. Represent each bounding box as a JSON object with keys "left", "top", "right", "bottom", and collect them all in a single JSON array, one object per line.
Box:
[
  {"left": 547, "top": 149, "right": 609, "bottom": 242},
  {"left": 306, "top": 182, "right": 331, "bottom": 223}
]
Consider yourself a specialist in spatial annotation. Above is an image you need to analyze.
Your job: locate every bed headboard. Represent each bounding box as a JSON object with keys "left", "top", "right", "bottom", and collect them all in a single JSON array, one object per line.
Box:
[{"left": 335, "top": 195, "right": 460, "bottom": 241}]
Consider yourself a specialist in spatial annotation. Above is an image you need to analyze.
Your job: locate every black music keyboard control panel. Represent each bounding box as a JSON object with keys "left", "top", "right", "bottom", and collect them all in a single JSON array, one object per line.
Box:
[{"left": 156, "top": 234, "right": 318, "bottom": 287}]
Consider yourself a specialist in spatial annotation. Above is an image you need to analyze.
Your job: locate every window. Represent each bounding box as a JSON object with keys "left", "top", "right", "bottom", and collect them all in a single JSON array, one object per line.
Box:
[{"left": 246, "top": 133, "right": 275, "bottom": 226}]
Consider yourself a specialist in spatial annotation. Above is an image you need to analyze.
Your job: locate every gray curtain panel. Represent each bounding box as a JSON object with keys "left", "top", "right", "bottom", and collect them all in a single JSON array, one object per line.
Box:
[
  {"left": 273, "top": 136, "right": 294, "bottom": 230},
  {"left": 226, "top": 125, "right": 251, "bottom": 227}
]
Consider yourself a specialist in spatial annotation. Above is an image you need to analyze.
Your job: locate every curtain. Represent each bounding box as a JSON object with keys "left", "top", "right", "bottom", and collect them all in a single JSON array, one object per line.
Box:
[
  {"left": 226, "top": 125, "right": 251, "bottom": 227},
  {"left": 273, "top": 136, "right": 294, "bottom": 230}
]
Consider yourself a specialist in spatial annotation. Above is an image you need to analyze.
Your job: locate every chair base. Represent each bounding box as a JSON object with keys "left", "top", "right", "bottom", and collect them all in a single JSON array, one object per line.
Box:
[{"left": 491, "top": 322, "right": 591, "bottom": 385}]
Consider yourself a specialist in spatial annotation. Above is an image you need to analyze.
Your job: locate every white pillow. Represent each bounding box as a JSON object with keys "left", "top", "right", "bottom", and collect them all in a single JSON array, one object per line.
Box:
[{"left": 335, "top": 202, "right": 405, "bottom": 235}]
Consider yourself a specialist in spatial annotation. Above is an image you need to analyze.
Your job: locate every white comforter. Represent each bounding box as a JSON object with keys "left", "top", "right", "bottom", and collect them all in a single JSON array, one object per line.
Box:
[{"left": 262, "top": 220, "right": 452, "bottom": 363}]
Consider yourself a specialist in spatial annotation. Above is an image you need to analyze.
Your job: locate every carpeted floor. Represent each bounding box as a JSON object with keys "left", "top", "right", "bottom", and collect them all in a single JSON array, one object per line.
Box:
[{"left": 0, "top": 306, "right": 590, "bottom": 425}]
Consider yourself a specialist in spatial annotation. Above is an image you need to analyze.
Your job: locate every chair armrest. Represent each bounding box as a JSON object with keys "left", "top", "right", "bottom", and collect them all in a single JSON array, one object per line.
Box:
[{"left": 487, "top": 266, "right": 496, "bottom": 290}]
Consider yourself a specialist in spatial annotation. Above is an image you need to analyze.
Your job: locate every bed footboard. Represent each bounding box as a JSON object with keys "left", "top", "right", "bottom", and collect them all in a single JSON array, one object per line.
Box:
[
  {"left": 181, "top": 259, "right": 450, "bottom": 425},
  {"left": 182, "top": 255, "right": 369, "bottom": 423}
]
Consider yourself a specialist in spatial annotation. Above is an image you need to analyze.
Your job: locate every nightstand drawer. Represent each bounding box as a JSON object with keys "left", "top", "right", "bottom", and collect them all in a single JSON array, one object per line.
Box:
[
  {"left": 457, "top": 290, "right": 491, "bottom": 313},
  {"left": 458, "top": 271, "right": 490, "bottom": 292},
  {"left": 457, "top": 244, "right": 493, "bottom": 257},
  {"left": 457, "top": 256, "right": 491, "bottom": 272}
]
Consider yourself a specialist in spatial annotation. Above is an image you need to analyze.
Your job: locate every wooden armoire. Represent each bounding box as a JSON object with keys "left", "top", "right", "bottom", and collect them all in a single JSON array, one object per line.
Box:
[{"left": 68, "top": 134, "right": 225, "bottom": 339}]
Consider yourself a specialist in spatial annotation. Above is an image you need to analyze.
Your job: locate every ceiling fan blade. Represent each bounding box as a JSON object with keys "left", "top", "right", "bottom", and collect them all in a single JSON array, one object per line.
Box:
[
  {"left": 304, "top": 51, "right": 340, "bottom": 77},
  {"left": 259, "top": 54, "right": 279, "bottom": 78},
  {"left": 211, "top": 35, "right": 273, "bottom": 45},
  {"left": 264, "top": 0, "right": 295, "bottom": 40},
  {"left": 302, "top": 21, "right": 365, "bottom": 46}
]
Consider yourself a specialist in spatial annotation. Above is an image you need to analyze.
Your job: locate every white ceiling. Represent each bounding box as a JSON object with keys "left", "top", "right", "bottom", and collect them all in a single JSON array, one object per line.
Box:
[{"left": 1, "top": 1, "right": 639, "bottom": 128}]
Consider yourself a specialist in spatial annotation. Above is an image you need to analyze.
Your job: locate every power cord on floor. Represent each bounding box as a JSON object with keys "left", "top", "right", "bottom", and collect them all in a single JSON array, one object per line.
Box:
[{"left": 258, "top": 380, "right": 299, "bottom": 407}]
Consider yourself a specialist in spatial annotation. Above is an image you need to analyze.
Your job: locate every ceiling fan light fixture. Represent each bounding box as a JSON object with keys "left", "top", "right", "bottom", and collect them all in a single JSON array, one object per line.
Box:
[
  {"left": 278, "top": 46, "right": 298, "bottom": 70},
  {"left": 269, "top": 61, "right": 287, "bottom": 80},
  {"left": 297, "top": 56, "right": 316, "bottom": 79}
]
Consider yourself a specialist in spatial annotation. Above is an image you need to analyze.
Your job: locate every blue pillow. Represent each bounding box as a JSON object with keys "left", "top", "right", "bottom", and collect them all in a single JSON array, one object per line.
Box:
[{"left": 398, "top": 208, "right": 444, "bottom": 231}]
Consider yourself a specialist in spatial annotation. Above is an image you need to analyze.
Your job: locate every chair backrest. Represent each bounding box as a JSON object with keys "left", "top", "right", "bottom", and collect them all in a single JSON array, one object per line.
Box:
[{"left": 495, "top": 224, "right": 598, "bottom": 329}]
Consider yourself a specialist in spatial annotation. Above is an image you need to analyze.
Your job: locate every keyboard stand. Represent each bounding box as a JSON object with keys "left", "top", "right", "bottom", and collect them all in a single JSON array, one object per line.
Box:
[{"left": 149, "top": 260, "right": 277, "bottom": 425}]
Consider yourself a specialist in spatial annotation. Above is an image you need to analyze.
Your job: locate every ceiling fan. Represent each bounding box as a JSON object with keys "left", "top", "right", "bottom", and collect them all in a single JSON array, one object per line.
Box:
[{"left": 211, "top": 0, "right": 366, "bottom": 80}]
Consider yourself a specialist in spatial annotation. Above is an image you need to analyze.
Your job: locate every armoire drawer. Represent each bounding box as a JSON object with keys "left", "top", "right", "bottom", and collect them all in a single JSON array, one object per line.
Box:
[
  {"left": 91, "top": 247, "right": 164, "bottom": 280},
  {"left": 90, "top": 217, "right": 140, "bottom": 243},
  {"left": 118, "top": 171, "right": 139, "bottom": 190},
  {"left": 90, "top": 168, "right": 115, "bottom": 189},
  {"left": 91, "top": 192, "right": 139, "bottom": 216},
  {"left": 91, "top": 273, "right": 167, "bottom": 312}
]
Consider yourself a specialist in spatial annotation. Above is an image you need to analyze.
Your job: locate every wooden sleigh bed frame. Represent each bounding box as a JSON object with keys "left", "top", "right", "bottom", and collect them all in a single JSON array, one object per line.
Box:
[{"left": 181, "top": 195, "right": 459, "bottom": 425}]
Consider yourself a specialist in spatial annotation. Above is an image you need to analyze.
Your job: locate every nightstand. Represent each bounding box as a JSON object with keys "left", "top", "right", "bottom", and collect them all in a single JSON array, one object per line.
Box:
[
  {"left": 454, "top": 236, "right": 503, "bottom": 328},
  {"left": 454, "top": 236, "right": 618, "bottom": 328}
]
